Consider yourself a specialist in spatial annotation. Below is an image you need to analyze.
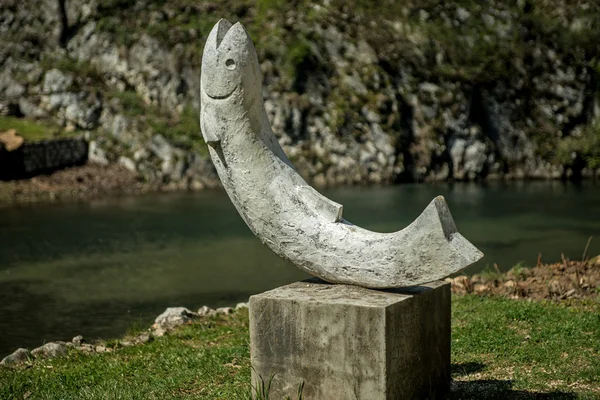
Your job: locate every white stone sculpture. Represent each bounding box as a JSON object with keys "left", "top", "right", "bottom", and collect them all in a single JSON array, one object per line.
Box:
[{"left": 200, "top": 20, "right": 483, "bottom": 288}]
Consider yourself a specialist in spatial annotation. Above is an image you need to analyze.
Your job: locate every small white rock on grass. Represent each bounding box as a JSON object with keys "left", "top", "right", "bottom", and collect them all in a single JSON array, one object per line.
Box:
[
  {"left": 216, "top": 307, "right": 233, "bottom": 315},
  {"left": 197, "top": 305, "right": 217, "bottom": 317},
  {"left": 154, "top": 307, "right": 199, "bottom": 328},
  {"left": 72, "top": 335, "right": 84, "bottom": 346}
]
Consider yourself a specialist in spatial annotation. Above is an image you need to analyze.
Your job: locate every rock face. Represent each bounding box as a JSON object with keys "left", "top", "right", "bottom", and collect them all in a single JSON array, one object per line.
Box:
[{"left": 1, "top": 0, "right": 599, "bottom": 185}]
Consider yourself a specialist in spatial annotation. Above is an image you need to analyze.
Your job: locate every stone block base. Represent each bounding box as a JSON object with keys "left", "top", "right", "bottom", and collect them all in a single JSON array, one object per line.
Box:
[{"left": 249, "top": 279, "right": 450, "bottom": 399}]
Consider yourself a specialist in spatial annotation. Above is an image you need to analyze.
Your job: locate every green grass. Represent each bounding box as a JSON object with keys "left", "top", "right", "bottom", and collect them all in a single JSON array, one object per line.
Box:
[
  {"left": 0, "top": 313, "right": 252, "bottom": 399},
  {"left": 1, "top": 296, "right": 598, "bottom": 399},
  {"left": 0, "top": 116, "right": 80, "bottom": 142},
  {"left": 452, "top": 296, "right": 600, "bottom": 399}
]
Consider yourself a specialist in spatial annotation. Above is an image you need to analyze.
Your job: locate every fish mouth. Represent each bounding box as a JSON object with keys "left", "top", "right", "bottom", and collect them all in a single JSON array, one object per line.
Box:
[{"left": 205, "top": 87, "right": 236, "bottom": 100}]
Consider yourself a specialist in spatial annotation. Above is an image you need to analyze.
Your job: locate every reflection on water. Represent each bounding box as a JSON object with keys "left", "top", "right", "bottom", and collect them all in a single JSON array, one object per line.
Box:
[{"left": 1, "top": 181, "right": 599, "bottom": 356}]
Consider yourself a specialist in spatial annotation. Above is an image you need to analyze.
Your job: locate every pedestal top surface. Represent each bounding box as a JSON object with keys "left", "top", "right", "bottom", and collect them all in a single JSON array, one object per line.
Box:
[{"left": 252, "top": 279, "right": 447, "bottom": 308}]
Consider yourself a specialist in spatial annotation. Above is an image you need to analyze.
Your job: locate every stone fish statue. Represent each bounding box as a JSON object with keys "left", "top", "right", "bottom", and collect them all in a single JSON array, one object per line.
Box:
[{"left": 200, "top": 19, "right": 483, "bottom": 288}]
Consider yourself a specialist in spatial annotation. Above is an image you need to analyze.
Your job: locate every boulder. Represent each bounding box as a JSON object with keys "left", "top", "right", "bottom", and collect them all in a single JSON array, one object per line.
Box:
[
  {"left": 118, "top": 156, "right": 136, "bottom": 172},
  {"left": 149, "top": 134, "right": 174, "bottom": 162},
  {"left": 0, "top": 348, "right": 30, "bottom": 366},
  {"left": 135, "top": 332, "right": 151, "bottom": 344},
  {"left": 30, "top": 342, "right": 67, "bottom": 358},
  {"left": 463, "top": 141, "right": 487, "bottom": 179},
  {"left": 216, "top": 307, "right": 233, "bottom": 315},
  {"left": 449, "top": 137, "right": 467, "bottom": 178},
  {"left": 64, "top": 94, "right": 102, "bottom": 129},
  {"left": 18, "top": 98, "right": 47, "bottom": 118},
  {"left": 151, "top": 326, "right": 167, "bottom": 338},
  {"left": 43, "top": 69, "right": 73, "bottom": 93},
  {"left": 88, "top": 140, "right": 109, "bottom": 165},
  {"left": 197, "top": 305, "right": 217, "bottom": 317},
  {"left": 72, "top": 335, "right": 84, "bottom": 346},
  {"left": 154, "top": 307, "right": 199, "bottom": 328},
  {"left": 94, "top": 345, "right": 107, "bottom": 353},
  {"left": 0, "top": 75, "right": 26, "bottom": 100},
  {"left": 79, "top": 344, "right": 95, "bottom": 353}
]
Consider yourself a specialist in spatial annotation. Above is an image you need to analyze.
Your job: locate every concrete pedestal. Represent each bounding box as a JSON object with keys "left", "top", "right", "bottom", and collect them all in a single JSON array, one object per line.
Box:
[{"left": 249, "top": 279, "right": 450, "bottom": 400}]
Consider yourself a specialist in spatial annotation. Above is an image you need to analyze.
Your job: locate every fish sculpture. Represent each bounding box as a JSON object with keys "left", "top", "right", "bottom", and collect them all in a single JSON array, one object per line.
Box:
[{"left": 200, "top": 19, "right": 483, "bottom": 288}]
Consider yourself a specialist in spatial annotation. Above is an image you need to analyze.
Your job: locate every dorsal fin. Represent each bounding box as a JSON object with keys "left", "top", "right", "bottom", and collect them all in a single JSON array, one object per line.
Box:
[{"left": 297, "top": 185, "right": 343, "bottom": 223}]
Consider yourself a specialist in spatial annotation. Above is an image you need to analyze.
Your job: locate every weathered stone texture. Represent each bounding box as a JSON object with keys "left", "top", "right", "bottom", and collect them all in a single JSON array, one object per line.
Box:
[{"left": 250, "top": 280, "right": 451, "bottom": 399}]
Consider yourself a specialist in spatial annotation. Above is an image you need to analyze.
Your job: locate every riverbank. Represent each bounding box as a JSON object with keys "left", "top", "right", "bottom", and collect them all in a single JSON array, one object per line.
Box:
[
  {"left": 0, "top": 296, "right": 597, "bottom": 399},
  {"left": 1, "top": 161, "right": 599, "bottom": 208},
  {"left": 449, "top": 254, "right": 600, "bottom": 300},
  {"left": 0, "top": 163, "right": 218, "bottom": 207},
  {"left": 1, "top": 258, "right": 598, "bottom": 398},
  {"left": 0, "top": 164, "right": 148, "bottom": 206}
]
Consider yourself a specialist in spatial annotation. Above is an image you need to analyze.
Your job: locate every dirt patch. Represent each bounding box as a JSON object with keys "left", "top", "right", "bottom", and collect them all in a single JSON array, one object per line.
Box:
[
  {"left": 449, "top": 255, "right": 600, "bottom": 300},
  {"left": 0, "top": 163, "right": 160, "bottom": 205}
]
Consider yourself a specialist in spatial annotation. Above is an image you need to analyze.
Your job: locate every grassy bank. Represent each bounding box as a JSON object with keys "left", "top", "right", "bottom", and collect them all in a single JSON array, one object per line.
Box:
[
  {"left": 0, "top": 116, "right": 82, "bottom": 142},
  {"left": 0, "top": 295, "right": 598, "bottom": 399}
]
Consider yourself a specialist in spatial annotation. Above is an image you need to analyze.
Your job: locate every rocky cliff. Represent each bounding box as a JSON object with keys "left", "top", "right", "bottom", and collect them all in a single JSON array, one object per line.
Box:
[{"left": 1, "top": 0, "right": 599, "bottom": 187}]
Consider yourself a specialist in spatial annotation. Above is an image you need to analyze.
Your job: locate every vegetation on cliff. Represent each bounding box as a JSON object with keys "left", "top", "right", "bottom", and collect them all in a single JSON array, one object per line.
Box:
[{"left": 1, "top": 0, "right": 600, "bottom": 187}]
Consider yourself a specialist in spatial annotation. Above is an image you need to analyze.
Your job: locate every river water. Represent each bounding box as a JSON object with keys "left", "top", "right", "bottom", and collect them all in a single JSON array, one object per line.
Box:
[{"left": 1, "top": 181, "right": 599, "bottom": 356}]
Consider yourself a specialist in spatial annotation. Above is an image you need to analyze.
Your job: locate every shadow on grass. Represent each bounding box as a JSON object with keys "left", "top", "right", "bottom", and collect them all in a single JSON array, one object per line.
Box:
[
  {"left": 452, "top": 361, "right": 486, "bottom": 376},
  {"left": 451, "top": 364, "right": 576, "bottom": 399},
  {"left": 450, "top": 380, "right": 577, "bottom": 399}
]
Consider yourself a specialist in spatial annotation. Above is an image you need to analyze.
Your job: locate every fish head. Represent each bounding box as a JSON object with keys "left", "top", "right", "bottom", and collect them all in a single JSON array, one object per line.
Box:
[{"left": 201, "top": 19, "right": 261, "bottom": 104}]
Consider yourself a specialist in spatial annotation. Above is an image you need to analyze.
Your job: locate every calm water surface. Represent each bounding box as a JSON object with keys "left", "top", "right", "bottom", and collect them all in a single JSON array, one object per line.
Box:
[{"left": 1, "top": 181, "right": 599, "bottom": 356}]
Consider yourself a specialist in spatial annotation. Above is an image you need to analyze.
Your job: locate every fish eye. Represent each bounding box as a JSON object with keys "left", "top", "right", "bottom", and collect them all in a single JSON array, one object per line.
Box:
[{"left": 225, "top": 59, "right": 236, "bottom": 70}]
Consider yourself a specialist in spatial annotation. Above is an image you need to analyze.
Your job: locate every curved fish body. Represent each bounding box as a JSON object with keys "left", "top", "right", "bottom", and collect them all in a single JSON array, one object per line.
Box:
[{"left": 200, "top": 20, "right": 483, "bottom": 288}]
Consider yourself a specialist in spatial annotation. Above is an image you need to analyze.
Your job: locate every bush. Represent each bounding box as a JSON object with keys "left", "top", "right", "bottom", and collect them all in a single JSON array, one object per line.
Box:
[{"left": 556, "top": 123, "right": 600, "bottom": 170}]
